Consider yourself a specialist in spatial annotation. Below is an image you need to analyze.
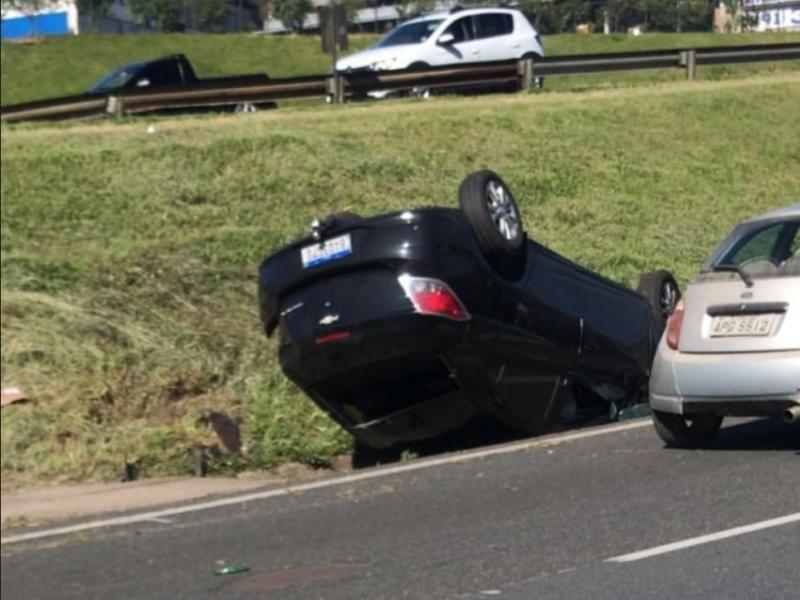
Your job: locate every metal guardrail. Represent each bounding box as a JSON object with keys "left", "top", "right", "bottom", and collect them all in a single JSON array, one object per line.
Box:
[
  {"left": 2, "top": 43, "right": 799, "bottom": 123},
  {"left": 1, "top": 93, "right": 110, "bottom": 122}
]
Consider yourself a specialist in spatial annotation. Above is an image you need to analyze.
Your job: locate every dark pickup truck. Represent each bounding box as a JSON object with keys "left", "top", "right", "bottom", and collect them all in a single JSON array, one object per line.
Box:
[
  {"left": 89, "top": 53, "right": 268, "bottom": 93},
  {"left": 88, "top": 53, "right": 274, "bottom": 112}
]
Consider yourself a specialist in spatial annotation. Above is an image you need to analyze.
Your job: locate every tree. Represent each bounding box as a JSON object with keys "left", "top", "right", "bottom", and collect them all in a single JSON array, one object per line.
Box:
[
  {"left": 75, "top": 0, "right": 112, "bottom": 31},
  {"left": 255, "top": 0, "right": 273, "bottom": 30},
  {"left": 273, "top": 0, "right": 310, "bottom": 32},
  {"left": 518, "top": 0, "right": 591, "bottom": 34},
  {"left": 129, "top": 0, "right": 185, "bottom": 31},
  {"left": 193, "top": 0, "right": 230, "bottom": 31},
  {"left": 395, "top": 0, "right": 436, "bottom": 21}
]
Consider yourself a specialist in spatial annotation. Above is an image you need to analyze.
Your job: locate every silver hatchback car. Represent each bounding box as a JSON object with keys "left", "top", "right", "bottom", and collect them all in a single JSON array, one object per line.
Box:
[{"left": 649, "top": 205, "right": 800, "bottom": 448}]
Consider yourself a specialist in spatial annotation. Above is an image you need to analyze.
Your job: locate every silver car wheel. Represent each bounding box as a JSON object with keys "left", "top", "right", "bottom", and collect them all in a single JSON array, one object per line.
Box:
[
  {"left": 486, "top": 180, "right": 520, "bottom": 242},
  {"left": 409, "top": 86, "right": 431, "bottom": 99}
]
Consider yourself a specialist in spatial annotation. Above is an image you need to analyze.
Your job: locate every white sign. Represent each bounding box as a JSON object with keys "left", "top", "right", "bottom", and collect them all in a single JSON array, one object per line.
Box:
[{"left": 750, "top": 6, "right": 800, "bottom": 31}]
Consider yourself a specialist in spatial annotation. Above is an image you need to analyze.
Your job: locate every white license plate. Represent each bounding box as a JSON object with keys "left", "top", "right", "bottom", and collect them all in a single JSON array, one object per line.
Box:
[
  {"left": 710, "top": 313, "right": 777, "bottom": 337},
  {"left": 301, "top": 234, "right": 352, "bottom": 268}
]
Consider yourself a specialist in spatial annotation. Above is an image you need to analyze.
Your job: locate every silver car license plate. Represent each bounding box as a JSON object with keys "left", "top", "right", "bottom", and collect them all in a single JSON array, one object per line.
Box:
[
  {"left": 710, "top": 313, "right": 776, "bottom": 337},
  {"left": 301, "top": 234, "right": 352, "bottom": 268}
]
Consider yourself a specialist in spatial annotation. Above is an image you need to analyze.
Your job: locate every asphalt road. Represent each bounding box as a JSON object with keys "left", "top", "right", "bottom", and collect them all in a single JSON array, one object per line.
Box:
[{"left": 2, "top": 417, "right": 798, "bottom": 600}]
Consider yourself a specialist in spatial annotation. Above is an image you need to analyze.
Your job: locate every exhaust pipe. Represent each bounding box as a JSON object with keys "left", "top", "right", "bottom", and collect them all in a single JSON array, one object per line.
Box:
[{"left": 783, "top": 405, "right": 800, "bottom": 423}]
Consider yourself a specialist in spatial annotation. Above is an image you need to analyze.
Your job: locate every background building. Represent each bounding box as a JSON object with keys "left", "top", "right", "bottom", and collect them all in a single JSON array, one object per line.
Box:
[{"left": 1, "top": 0, "right": 79, "bottom": 38}]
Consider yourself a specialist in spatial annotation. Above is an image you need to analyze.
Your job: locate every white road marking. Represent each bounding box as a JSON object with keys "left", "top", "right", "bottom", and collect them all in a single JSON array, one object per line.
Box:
[
  {"left": 607, "top": 512, "right": 800, "bottom": 563},
  {"left": 1, "top": 419, "right": 650, "bottom": 546},
  {"left": 145, "top": 517, "right": 173, "bottom": 524}
]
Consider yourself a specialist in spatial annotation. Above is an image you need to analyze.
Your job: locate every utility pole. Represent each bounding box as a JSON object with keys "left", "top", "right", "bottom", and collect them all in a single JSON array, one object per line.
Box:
[{"left": 190, "top": 0, "right": 197, "bottom": 31}]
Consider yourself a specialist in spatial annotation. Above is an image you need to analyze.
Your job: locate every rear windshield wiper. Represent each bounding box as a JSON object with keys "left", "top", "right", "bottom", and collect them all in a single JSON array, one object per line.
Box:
[{"left": 712, "top": 264, "right": 754, "bottom": 287}]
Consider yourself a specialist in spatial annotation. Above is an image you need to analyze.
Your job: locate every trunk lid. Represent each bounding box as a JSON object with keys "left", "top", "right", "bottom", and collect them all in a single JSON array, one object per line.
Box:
[
  {"left": 678, "top": 274, "right": 800, "bottom": 353},
  {"left": 258, "top": 208, "right": 465, "bottom": 337}
]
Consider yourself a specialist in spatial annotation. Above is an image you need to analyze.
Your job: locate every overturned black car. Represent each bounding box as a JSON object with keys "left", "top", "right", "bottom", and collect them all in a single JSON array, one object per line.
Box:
[{"left": 259, "top": 171, "right": 679, "bottom": 452}]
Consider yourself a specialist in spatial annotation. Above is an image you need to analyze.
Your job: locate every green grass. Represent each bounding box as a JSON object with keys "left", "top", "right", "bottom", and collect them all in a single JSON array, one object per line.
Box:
[
  {"left": 2, "top": 73, "right": 800, "bottom": 487},
  {"left": 2, "top": 31, "right": 799, "bottom": 105}
]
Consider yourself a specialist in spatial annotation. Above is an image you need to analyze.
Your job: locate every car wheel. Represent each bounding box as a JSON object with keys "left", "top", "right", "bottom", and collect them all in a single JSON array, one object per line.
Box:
[
  {"left": 637, "top": 270, "right": 680, "bottom": 334},
  {"left": 407, "top": 63, "right": 431, "bottom": 98},
  {"left": 234, "top": 102, "right": 258, "bottom": 113},
  {"left": 652, "top": 410, "right": 723, "bottom": 449},
  {"left": 458, "top": 170, "right": 526, "bottom": 279}
]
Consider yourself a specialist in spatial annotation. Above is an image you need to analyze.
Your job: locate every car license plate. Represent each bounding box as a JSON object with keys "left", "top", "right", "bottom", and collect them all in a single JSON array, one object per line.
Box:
[
  {"left": 301, "top": 234, "right": 352, "bottom": 268},
  {"left": 710, "top": 313, "right": 776, "bottom": 337}
]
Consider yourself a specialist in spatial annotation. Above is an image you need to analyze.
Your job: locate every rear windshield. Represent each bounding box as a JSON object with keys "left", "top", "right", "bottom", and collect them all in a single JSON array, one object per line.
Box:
[
  {"left": 702, "top": 218, "right": 800, "bottom": 279},
  {"left": 374, "top": 19, "right": 444, "bottom": 48}
]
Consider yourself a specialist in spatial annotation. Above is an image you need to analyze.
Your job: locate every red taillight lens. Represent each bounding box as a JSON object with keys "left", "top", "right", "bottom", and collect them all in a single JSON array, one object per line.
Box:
[
  {"left": 315, "top": 331, "right": 351, "bottom": 345},
  {"left": 398, "top": 275, "right": 470, "bottom": 322},
  {"left": 666, "top": 298, "right": 685, "bottom": 350}
]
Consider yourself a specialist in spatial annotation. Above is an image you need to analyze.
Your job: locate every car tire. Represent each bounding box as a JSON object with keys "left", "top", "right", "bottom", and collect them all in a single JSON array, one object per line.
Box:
[
  {"left": 637, "top": 270, "right": 680, "bottom": 335},
  {"left": 234, "top": 102, "right": 258, "bottom": 113},
  {"left": 407, "top": 62, "right": 431, "bottom": 98},
  {"left": 458, "top": 170, "right": 526, "bottom": 279},
  {"left": 652, "top": 410, "right": 723, "bottom": 449}
]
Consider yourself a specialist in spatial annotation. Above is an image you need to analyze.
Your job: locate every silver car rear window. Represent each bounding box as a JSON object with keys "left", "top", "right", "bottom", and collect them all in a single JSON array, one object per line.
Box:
[{"left": 701, "top": 218, "right": 800, "bottom": 279}]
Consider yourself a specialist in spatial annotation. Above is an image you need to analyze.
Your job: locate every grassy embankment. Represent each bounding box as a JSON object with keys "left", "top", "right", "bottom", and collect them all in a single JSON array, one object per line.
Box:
[
  {"left": 2, "top": 31, "right": 799, "bottom": 105},
  {"left": 2, "top": 73, "right": 800, "bottom": 487}
]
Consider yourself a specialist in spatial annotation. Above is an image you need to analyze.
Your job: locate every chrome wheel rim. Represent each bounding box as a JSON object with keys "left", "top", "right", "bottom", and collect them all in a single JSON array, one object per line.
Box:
[
  {"left": 486, "top": 180, "right": 520, "bottom": 242},
  {"left": 660, "top": 280, "right": 678, "bottom": 318}
]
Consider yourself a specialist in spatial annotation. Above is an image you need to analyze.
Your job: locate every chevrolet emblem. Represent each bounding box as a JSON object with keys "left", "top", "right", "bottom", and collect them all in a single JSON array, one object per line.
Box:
[{"left": 319, "top": 314, "right": 340, "bottom": 326}]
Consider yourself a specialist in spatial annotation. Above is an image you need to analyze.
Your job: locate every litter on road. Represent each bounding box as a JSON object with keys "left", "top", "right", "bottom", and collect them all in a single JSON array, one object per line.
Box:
[{"left": 214, "top": 563, "right": 251, "bottom": 576}]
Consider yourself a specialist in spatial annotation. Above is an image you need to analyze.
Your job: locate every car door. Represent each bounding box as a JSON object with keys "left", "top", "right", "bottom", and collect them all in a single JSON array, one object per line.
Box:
[
  {"left": 430, "top": 16, "right": 481, "bottom": 66},
  {"left": 473, "top": 12, "right": 516, "bottom": 62}
]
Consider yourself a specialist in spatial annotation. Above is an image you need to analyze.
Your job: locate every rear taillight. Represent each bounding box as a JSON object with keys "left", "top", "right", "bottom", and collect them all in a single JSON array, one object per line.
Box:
[
  {"left": 315, "top": 331, "right": 351, "bottom": 345},
  {"left": 666, "top": 298, "right": 685, "bottom": 350},
  {"left": 397, "top": 275, "right": 470, "bottom": 322}
]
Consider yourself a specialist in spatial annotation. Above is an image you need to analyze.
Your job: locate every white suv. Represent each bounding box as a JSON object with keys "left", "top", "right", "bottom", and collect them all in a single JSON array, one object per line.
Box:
[{"left": 336, "top": 7, "right": 545, "bottom": 74}]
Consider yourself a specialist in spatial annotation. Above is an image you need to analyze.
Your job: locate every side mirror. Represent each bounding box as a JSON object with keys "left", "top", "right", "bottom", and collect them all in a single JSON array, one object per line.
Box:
[
  {"left": 438, "top": 32, "right": 455, "bottom": 46},
  {"left": 135, "top": 78, "right": 151, "bottom": 88}
]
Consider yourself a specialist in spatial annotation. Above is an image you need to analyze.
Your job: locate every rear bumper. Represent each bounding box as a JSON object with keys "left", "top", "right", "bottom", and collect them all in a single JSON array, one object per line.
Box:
[
  {"left": 649, "top": 341, "right": 800, "bottom": 416},
  {"left": 650, "top": 392, "right": 799, "bottom": 417}
]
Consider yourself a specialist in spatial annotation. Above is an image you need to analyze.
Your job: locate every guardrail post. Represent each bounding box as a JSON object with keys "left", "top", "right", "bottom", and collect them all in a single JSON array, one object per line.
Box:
[
  {"left": 106, "top": 96, "right": 124, "bottom": 119},
  {"left": 679, "top": 50, "right": 697, "bottom": 80},
  {"left": 326, "top": 74, "right": 345, "bottom": 103},
  {"left": 518, "top": 57, "right": 536, "bottom": 91}
]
